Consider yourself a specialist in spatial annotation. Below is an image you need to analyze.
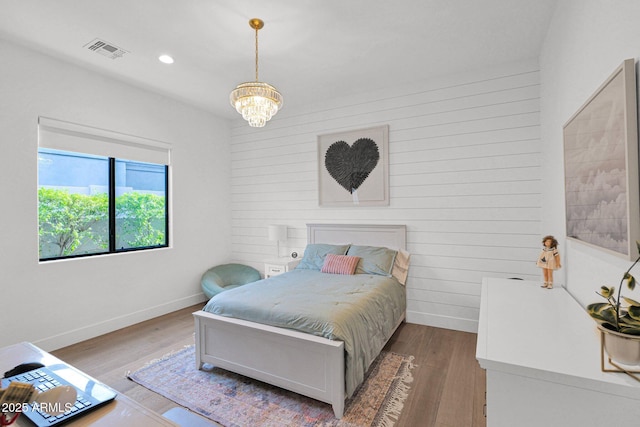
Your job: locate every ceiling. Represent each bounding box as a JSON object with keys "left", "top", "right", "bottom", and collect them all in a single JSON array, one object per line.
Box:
[{"left": 0, "top": 0, "right": 558, "bottom": 120}]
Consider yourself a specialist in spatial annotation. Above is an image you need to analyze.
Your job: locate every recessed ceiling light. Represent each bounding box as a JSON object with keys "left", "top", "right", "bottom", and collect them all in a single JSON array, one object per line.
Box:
[{"left": 158, "top": 54, "right": 174, "bottom": 64}]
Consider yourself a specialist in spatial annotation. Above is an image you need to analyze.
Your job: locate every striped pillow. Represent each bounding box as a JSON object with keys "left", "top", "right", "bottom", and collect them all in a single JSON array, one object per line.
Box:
[{"left": 321, "top": 254, "right": 360, "bottom": 275}]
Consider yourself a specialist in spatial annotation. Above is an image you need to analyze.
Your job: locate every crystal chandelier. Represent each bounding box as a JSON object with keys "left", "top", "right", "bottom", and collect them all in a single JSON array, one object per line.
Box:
[{"left": 230, "top": 18, "right": 283, "bottom": 128}]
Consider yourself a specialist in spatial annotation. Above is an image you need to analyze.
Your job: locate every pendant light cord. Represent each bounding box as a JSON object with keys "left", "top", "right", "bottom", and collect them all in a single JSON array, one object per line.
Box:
[{"left": 254, "top": 26, "right": 259, "bottom": 82}]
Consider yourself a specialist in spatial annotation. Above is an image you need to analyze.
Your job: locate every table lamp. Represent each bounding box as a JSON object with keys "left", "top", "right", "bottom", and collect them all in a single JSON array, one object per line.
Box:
[{"left": 267, "top": 224, "right": 287, "bottom": 258}]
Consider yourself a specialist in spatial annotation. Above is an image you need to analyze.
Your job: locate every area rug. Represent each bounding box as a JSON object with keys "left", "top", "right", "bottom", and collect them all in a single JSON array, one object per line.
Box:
[{"left": 128, "top": 345, "right": 414, "bottom": 427}]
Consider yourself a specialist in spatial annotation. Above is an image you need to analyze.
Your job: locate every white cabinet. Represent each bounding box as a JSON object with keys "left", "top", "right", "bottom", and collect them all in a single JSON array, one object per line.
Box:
[
  {"left": 264, "top": 258, "right": 300, "bottom": 278},
  {"left": 476, "top": 277, "right": 640, "bottom": 426}
]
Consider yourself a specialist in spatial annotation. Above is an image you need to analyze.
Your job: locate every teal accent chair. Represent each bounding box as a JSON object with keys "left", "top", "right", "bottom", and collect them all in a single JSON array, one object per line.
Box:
[{"left": 201, "top": 263, "right": 261, "bottom": 299}]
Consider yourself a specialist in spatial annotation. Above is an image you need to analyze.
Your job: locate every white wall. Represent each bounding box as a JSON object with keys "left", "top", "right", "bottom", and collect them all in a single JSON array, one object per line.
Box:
[
  {"left": 540, "top": 0, "right": 640, "bottom": 307},
  {"left": 229, "top": 59, "right": 543, "bottom": 332},
  {"left": 0, "top": 39, "right": 232, "bottom": 350}
]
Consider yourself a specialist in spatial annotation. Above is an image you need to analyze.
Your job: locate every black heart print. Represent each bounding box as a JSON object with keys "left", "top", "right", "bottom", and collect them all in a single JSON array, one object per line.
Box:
[{"left": 324, "top": 138, "right": 380, "bottom": 193}]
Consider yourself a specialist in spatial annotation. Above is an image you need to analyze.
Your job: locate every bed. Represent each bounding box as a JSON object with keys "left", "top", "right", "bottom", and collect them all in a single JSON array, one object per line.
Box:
[{"left": 193, "top": 223, "right": 407, "bottom": 418}]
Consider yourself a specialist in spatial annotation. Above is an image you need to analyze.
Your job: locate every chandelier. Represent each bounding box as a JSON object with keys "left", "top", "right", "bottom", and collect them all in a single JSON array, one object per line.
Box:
[{"left": 230, "top": 18, "right": 283, "bottom": 128}]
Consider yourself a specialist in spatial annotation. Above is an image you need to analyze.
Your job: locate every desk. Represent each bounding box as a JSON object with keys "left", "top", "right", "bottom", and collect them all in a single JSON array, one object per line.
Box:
[
  {"left": 0, "top": 342, "right": 177, "bottom": 427},
  {"left": 476, "top": 277, "right": 640, "bottom": 427}
]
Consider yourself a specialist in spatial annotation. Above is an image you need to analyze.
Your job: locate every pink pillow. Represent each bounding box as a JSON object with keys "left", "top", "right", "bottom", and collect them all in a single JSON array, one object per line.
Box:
[{"left": 321, "top": 254, "right": 360, "bottom": 275}]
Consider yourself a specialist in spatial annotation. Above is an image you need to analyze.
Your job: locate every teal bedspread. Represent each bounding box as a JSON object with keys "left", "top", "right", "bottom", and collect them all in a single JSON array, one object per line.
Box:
[{"left": 203, "top": 269, "right": 406, "bottom": 397}]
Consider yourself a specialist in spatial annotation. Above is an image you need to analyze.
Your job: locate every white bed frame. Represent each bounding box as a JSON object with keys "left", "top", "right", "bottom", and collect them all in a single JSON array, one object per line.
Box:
[{"left": 193, "top": 223, "right": 406, "bottom": 418}]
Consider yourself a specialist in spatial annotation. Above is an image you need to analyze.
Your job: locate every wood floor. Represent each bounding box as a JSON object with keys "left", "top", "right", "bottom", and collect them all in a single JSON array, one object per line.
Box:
[{"left": 52, "top": 304, "right": 486, "bottom": 427}]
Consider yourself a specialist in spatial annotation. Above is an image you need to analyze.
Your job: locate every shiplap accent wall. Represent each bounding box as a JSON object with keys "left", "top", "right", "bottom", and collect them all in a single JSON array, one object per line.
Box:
[{"left": 229, "top": 59, "right": 542, "bottom": 333}]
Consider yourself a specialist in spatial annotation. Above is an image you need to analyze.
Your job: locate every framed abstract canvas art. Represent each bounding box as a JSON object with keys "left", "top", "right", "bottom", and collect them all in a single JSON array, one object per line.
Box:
[
  {"left": 563, "top": 59, "right": 639, "bottom": 260},
  {"left": 317, "top": 125, "right": 389, "bottom": 207}
]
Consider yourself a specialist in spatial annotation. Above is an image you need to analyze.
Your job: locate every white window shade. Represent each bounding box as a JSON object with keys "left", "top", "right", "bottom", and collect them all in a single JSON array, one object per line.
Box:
[{"left": 38, "top": 117, "right": 171, "bottom": 165}]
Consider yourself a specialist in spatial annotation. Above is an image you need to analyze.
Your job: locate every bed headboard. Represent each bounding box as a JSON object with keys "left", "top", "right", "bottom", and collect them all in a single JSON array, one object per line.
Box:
[{"left": 307, "top": 224, "right": 406, "bottom": 251}]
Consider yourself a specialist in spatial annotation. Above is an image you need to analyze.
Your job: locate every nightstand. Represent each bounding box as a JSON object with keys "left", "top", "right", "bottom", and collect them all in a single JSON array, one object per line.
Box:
[{"left": 264, "top": 258, "right": 300, "bottom": 278}]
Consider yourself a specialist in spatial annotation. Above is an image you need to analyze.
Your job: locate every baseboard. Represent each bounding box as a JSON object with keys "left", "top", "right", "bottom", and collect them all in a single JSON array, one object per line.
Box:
[
  {"left": 34, "top": 293, "right": 208, "bottom": 352},
  {"left": 35, "top": 301, "right": 478, "bottom": 351},
  {"left": 406, "top": 310, "right": 479, "bottom": 334}
]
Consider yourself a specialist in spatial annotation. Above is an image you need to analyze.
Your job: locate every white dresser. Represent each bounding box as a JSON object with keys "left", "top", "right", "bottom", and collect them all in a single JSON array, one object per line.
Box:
[{"left": 476, "top": 277, "right": 640, "bottom": 426}]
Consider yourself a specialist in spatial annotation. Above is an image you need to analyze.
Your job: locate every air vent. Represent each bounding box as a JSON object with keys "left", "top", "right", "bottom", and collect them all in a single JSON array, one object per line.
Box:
[{"left": 84, "top": 38, "right": 128, "bottom": 59}]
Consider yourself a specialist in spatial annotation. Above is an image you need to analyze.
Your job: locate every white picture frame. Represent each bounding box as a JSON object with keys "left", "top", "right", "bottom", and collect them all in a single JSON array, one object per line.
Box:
[
  {"left": 317, "top": 125, "right": 389, "bottom": 207},
  {"left": 563, "top": 59, "right": 639, "bottom": 260}
]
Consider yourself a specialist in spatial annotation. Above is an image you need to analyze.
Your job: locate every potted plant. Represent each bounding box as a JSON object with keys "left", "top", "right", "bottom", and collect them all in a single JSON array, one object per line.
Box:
[{"left": 587, "top": 241, "right": 640, "bottom": 367}]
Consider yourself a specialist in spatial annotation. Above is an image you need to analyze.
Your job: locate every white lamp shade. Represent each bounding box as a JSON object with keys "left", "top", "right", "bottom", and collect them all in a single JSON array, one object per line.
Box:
[{"left": 268, "top": 224, "right": 287, "bottom": 242}]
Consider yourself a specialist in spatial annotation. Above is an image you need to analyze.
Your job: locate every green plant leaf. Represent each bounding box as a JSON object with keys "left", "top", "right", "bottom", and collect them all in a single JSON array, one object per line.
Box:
[
  {"left": 627, "top": 273, "right": 637, "bottom": 291},
  {"left": 620, "top": 313, "right": 640, "bottom": 323},
  {"left": 599, "top": 286, "right": 615, "bottom": 299},
  {"left": 623, "top": 296, "right": 640, "bottom": 307},
  {"left": 587, "top": 303, "right": 618, "bottom": 324},
  {"left": 617, "top": 314, "right": 640, "bottom": 334},
  {"left": 628, "top": 306, "right": 640, "bottom": 321},
  {"left": 618, "top": 326, "right": 640, "bottom": 335}
]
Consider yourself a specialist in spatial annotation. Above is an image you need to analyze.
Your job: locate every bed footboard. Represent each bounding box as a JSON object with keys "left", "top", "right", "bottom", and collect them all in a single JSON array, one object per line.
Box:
[{"left": 193, "top": 310, "right": 346, "bottom": 418}]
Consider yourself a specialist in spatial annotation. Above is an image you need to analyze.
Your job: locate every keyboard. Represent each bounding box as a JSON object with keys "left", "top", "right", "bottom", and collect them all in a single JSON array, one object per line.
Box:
[{"left": 2, "top": 366, "right": 116, "bottom": 426}]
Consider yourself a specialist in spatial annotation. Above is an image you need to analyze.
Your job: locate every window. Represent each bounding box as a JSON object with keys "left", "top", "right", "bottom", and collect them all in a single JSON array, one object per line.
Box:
[{"left": 38, "top": 118, "right": 170, "bottom": 261}]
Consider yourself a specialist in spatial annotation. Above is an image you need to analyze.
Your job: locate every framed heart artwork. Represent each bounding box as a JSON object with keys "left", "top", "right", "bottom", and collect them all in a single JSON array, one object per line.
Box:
[{"left": 317, "top": 125, "right": 389, "bottom": 206}]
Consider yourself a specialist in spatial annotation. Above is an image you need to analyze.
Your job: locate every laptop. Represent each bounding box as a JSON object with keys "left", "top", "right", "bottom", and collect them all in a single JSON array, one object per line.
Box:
[{"left": 1, "top": 363, "right": 117, "bottom": 426}]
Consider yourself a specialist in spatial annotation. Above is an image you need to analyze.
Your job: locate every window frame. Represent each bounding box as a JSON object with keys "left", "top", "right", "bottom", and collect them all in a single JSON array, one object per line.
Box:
[{"left": 38, "top": 117, "right": 171, "bottom": 262}]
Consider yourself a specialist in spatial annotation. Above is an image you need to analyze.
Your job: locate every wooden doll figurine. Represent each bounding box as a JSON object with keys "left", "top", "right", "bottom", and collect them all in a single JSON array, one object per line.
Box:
[{"left": 537, "top": 235, "right": 561, "bottom": 289}]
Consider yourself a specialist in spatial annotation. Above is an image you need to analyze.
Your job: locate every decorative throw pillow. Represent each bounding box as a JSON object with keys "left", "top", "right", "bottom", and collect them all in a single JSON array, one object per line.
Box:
[
  {"left": 321, "top": 254, "right": 360, "bottom": 275},
  {"left": 295, "top": 244, "right": 351, "bottom": 271},
  {"left": 391, "top": 249, "right": 411, "bottom": 285}
]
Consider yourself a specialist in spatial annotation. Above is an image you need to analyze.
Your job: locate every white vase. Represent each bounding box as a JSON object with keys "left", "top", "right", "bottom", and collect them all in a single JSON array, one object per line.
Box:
[{"left": 599, "top": 324, "right": 640, "bottom": 366}]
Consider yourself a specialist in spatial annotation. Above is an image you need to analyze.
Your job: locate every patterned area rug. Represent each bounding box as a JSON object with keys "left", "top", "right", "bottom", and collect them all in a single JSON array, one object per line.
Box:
[{"left": 128, "top": 345, "right": 414, "bottom": 427}]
